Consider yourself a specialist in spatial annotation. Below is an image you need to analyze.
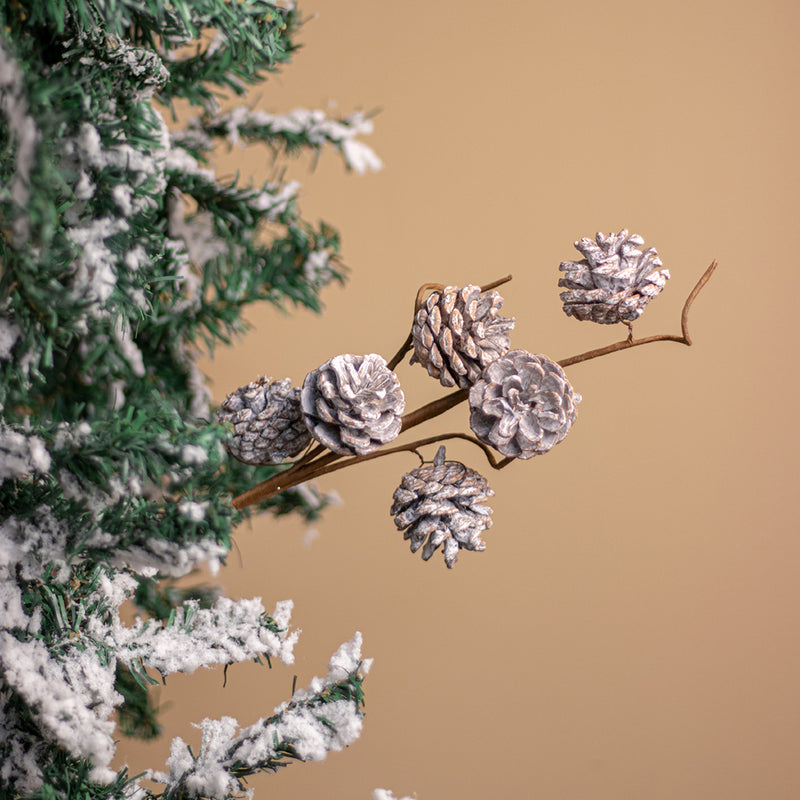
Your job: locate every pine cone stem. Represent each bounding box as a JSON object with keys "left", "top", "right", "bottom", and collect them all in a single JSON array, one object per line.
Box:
[
  {"left": 559, "top": 260, "right": 717, "bottom": 368},
  {"left": 480, "top": 274, "right": 513, "bottom": 293},
  {"left": 386, "top": 331, "right": 413, "bottom": 371}
]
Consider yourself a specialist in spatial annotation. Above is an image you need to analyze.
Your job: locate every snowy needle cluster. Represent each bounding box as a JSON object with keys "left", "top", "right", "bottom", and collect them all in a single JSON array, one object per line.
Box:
[{"left": 0, "top": 1, "right": 379, "bottom": 797}]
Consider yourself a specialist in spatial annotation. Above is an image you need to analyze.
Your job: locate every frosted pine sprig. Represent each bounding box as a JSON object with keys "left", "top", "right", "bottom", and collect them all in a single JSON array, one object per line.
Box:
[
  {"left": 0, "top": 634, "right": 120, "bottom": 785},
  {"left": 0, "top": 568, "right": 305, "bottom": 793},
  {"left": 0, "top": 422, "right": 50, "bottom": 483},
  {"left": 115, "top": 598, "right": 299, "bottom": 679},
  {"left": 152, "top": 633, "right": 371, "bottom": 799},
  {"left": 186, "top": 107, "right": 384, "bottom": 174}
]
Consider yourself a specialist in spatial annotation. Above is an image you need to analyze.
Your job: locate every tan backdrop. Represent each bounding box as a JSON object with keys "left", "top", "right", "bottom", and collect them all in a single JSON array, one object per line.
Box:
[{"left": 118, "top": 1, "right": 800, "bottom": 797}]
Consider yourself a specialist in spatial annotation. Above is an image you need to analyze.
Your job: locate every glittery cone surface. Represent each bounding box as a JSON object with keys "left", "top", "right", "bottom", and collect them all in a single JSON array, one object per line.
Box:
[{"left": 217, "top": 376, "right": 311, "bottom": 464}]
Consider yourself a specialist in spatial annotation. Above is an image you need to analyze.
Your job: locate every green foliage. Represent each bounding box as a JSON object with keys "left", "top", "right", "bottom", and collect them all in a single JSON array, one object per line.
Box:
[{"left": 0, "top": 0, "right": 374, "bottom": 796}]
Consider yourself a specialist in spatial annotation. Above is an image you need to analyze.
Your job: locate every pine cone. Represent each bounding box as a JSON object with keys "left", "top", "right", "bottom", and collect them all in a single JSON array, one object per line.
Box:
[
  {"left": 469, "top": 350, "right": 579, "bottom": 459},
  {"left": 390, "top": 446, "right": 493, "bottom": 568},
  {"left": 559, "top": 230, "right": 670, "bottom": 324},
  {"left": 410, "top": 284, "right": 515, "bottom": 388},
  {"left": 301, "top": 353, "right": 405, "bottom": 456},
  {"left": 216, "top": 376, "right": 311, "bottom": 465}
]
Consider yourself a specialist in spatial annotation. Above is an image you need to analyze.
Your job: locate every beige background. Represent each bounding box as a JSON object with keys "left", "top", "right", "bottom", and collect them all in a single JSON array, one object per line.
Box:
[{"left": 119, "top": 1, "right": 800, "bottom": 797}]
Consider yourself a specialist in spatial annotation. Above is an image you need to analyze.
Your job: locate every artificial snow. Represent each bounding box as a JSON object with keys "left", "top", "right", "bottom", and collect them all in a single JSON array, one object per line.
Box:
[
  {"left": 167, "top": 197, "right": 229, "bottom": 271},
  {"left": 0, "top": 40, "right": 38, "bottom": 242},
  {"left": 0, "top": 693, "right": 49, "bottom": 793},
  {"left": 0, "top": 423, "right": 50, "bottom": 482},
  {"left": 178, "top": 499, "right": 207, "bottom": 522},
  {"left": 110, "top": 538, "right": 229, "bottom": 577},
  {"left": 0, "top": 315, "right": 20, "bottom": 360},
  {"left": 0, "top": 580, "right": 40, "bottom": 632},
  {"left": 205, "top": 106, "right": 383, "bottom": 174},
  {"left": 0, "top": 635, "right": 118, "bottom": 779},
  {"left": 113, "top": 316, "right": 146, "bottom": 377},
  {"left": 67, "top": 216, "right": 129, "bottom": 309},
  {"left": 114, "top": 597, "right": 299, "bottom": 675},
  {"left": 157, "top": 633, "right": 368, "bottom": 797},
  {"left": 0, "top": 507, "right": 71, "bottom": 582},
  {"left": 181, "top": 444, "right": 209, "bottom": 465}
]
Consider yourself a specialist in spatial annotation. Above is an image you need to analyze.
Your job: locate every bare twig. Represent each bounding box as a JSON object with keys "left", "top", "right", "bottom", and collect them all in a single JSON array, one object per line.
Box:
[
  {"left": 386, "top": 331, "right": 413, "bottom": 371},
  {"left": 400, "top": 388, "right": 468, "bottom": 432}
]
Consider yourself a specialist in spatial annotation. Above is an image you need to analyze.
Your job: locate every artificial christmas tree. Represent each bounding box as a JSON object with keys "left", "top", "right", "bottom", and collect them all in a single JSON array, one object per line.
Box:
[{"left": 0, "top": 1, "right": 382, "bottom": 797}]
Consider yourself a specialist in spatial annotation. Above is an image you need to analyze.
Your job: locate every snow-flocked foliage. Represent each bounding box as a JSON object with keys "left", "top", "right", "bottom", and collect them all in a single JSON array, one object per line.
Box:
[{"left": 0, "top": 1, "right": 378, "bottom": 797}]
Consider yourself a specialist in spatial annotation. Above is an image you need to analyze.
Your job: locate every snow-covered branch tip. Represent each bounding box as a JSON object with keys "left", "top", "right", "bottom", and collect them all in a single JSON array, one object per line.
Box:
[
  {"left": 186, "top": 106, "right": 383, "bottom": 174},
  {"left": 150, "top": 633, "right": 370, "bottom": 799}
]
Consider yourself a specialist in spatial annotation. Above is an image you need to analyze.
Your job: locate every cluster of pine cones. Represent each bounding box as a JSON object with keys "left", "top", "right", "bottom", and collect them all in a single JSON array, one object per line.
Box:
[{"left": 218, "top": 230, "right": 669, "bottom": 567}]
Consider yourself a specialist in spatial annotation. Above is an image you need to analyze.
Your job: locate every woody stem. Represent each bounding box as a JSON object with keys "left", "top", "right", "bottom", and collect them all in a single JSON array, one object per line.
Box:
[{"left": 232, "top": 432, "right": 512, "bottom": 510}]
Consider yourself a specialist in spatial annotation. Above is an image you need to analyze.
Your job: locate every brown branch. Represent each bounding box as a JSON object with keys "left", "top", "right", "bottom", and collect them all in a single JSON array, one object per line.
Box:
[
  {"left": 558, "top": 260, "right": 717, "bottom": 368},
  {"left": 231, "top": 450, "right": 344, "bottom": 510},
  {"left": 232, "top": 432, "right": 513, "bottom": 510},
  {"left": 386, "top": 331, "right": 412, "bottom": 372},
  {"left": 277, "top": 435, "right": 507, "bottom": 489},
  {"left": 400, "top": 387, "right": 468, "bottom": 432},
  {"left": 481, "top": 274, "right": 513, "bottom": 293}
]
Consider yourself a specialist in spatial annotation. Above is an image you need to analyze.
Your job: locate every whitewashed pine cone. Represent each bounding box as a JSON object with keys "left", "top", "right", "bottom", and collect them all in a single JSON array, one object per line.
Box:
[
  {"left": 559, "top": 230, "right": 670, "bottom": 324},
  {"left": 410, "top": 284, "right": 515, "bottom": 388},
  {"left": 216, "top": 376, "right": 311, "bottom": 464},
  {"left": 301, "top": 353, "right": 405, "bottom": 456},
  {"left": 390, "top": 446, "right": 493, "bottom": 568},
  {"left": 469, "top": 350, "right": 579, "bottom": 459}
]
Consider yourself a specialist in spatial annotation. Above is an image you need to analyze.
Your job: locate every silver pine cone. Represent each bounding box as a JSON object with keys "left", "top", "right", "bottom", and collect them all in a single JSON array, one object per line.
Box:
[
  {"left": 559, "top": 230, "right": 670, "bottom": 324},
  {"left": 469, "top": 350, "right": 579, "bottom": 459},
  {"left": 410, "top": 284, "right": 515, "bottom": 388},
  {"left": 216, "top": 376, "right": 311, "bottom": 465},
  {"left": 301, "top": 353, "right": 405, "bottom": 456},
  {"left": 390, "top": 446, "right": 493, "bottom": 568}
]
